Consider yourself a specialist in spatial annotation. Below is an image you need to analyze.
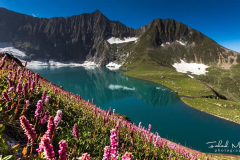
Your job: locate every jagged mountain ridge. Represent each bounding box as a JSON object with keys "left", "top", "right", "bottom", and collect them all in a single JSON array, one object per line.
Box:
[
  {"left": 122, "top": 18, "right": 239, "bottom": 70},
  {"left": 0, "top": 7, "right": 238, "bottom": 67},
  {"left": 0, "top": 8, "right": 144, "bottom": 65}
]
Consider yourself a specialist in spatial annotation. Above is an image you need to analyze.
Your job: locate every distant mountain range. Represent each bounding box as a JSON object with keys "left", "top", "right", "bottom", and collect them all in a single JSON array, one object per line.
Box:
[{"left": 0, "top": 7, "right": 239, "bottom": 67}]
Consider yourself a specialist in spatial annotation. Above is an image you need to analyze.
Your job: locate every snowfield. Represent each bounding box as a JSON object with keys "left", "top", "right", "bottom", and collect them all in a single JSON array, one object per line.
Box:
[
  {"left": 107, "top": 37, "right": 138, "bottom": 44},
  {"left": 106, "top": 62, "right": 121, "bottom": 70},
  {"left": 172, "top": 60, "right": 209, "bottom": 75},
  {"left": 0, "top": 42, "right": 27, "bottom": 58},
  {"left": 25, "top": 60, "right": 97, "bottom": 69},
  {"left": 0, "top": 42, "right": 99, "bottom": 69}
]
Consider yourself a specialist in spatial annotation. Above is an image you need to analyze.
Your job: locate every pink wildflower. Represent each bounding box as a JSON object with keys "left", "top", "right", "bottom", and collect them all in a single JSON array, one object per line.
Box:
[
  {"left": 26, "top": 100, "right": 30, "bottom": 108},
  {"left": 138, "top": 122, "right": 142, "bottom": 128},
  {"left": 4, "top": 64, "right": 8, "bottom": 69},
  {"left": 41, "top": 110, "right": 50, "bottom": 125},
  {"left": 45, "top": 96, "right": 50, "bottom": 104},
  {"left": 19, "top": 116, "right": 37, "bottom": 142},
  {"left": 72, "top": 123, "right": 79, "bottom": 138},
  {"left": 42, "top": 90, "right": 47, "bottom": 101},
  {"left": 110, "top": 129, "right": 118, "bottom": 160},
  {"left": 16, "top": 83, "right": 22, "bottom": 94},
  {"left": 79, "top": 153, "right": 90, "bottom": 160},
  {"left": 8, "top": 71, "right": 12, "bottom": 80},
  {"left": 37, "top": 86, "right": 40, "bottom": 92},
  {"left": 8, "top": 79, "right": 12, "bottom": 88},
  {"left": 121, "top": 143, "right": 124, "bottom": 149},
  {"left": 122, "top": 152, "right": 133, "bottom": 160},
  {"left": 148, "top": 124, "right": 152, "bottom": 132},
  {"left": 18, "top": 75, "right": 23, "bottom": 83},
  {"left": 45, "top": 116, "right": 55, "bottom": 139},
  {"left": 2, "top": 91, "right": 10, "bottom": 101},
  {"left": 22, "top": 83, "right": 28, "bottom": 97},
  {"left": 35, "top": 73, "right": 40, "bottom": 83},
  {"left": 58, "top": 140, "right": 68, "bottom": 160},
  {"left": 12, "top": 72, "right": 17, "bottom": 83},
  {"left": 31, "top": 81, "right": 36, "bottom": 90},
  {"left": 38, "top": 135, "right": 55, "bottom": 160},
  {"left": 8, "top": 79, "right": 13, "bottom": 87},
  {"left": 35, "top": 100, "right": 43, "bottom": 118},
  {"left": 169, "top": 153, "right": 172, "bottom": 159},
  {"left": 115, "top": 120, "right": 121, "bottom": 131},
  {"left": 13, "top": 62, "right": 17, "bottom": 68},
  {"left": 102, "top": 146, "right": 111, "bottom": 160},
  {"left": 54, "top": 110, "right": 62, "bottom": 126},
  {"left": 17, "top": 67, "right": 21, "bottom": 75},
  {"left": 8, "top": 86, "right": 14, "bottom": 93}
]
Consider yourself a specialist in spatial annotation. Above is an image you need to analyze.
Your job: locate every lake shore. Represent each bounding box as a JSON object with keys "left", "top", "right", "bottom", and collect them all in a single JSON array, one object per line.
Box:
[{"left": 123, "top": 65, "right": 240, "bottom": 125}]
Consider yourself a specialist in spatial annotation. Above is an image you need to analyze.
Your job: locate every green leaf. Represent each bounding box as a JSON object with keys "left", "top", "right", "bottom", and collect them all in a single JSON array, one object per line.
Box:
[
  {"left": 2, "top": 155, "right": 13, "bottom": 160},
  {"left": 0, "top": 124, "right": 5, "bottom": 133}
]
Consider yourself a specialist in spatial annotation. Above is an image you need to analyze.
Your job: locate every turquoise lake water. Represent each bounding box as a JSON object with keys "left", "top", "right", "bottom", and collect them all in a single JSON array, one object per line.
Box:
[{"left": 31, "top": 66, "right": 240, "bottom": 154}]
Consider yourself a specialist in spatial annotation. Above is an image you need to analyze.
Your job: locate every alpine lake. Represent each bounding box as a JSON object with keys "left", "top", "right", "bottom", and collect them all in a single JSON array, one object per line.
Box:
[{"left": 30, "top": 66, "right": 240, "bottom": 155}]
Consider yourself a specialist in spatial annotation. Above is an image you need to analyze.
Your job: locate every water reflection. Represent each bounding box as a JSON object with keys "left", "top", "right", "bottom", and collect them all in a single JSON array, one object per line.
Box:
[{"left": 32, "top": 67, "right": 179, "bottom": 107}]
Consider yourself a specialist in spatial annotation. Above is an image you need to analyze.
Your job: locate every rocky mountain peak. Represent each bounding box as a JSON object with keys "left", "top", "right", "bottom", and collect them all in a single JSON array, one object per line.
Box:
[{"left": 93, "top": 9, "right": 102, "bottom": 15}]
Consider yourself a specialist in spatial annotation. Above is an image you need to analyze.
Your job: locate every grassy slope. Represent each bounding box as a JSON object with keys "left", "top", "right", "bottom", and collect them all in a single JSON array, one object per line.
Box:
[
  {"left": 196, "top": 64, "right": 240, "bottom": 102},
  {"left": 124, "top": 61, "right": 240, "bottom": 124}
]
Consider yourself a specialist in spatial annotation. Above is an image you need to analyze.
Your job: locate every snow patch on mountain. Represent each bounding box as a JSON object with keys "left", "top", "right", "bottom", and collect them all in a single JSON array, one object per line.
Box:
[
  {"left": 176, "top": 40, "right": 186, "bottom": 46},
  {"left": 173, "top": 60, "right": 209, "bottom": 75},
  {"left": 0, "top": 42, "right": 27, "bottom": 58},
  {"left": 188, "top": 75, "right": 194, "bottom": 79},
  {"left": 107, "top": 37, "right": 138, "bottom": 44},
  {"left": 106, "top": 62, "right": 121, "bottom": 70},
  {"left": 22, "top": 60, "right": 97, "bottom": 69}
]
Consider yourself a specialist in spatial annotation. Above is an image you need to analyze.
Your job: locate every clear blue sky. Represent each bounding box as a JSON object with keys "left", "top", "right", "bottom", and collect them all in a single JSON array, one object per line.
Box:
[{"left": 0, "top": 0, "right": 240, "bottom": 52}]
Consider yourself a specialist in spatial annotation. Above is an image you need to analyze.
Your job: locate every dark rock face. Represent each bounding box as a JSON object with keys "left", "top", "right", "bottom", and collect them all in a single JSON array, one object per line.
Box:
[{"left": 0, "top": 8, "right": 143, "bottom": 64}]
